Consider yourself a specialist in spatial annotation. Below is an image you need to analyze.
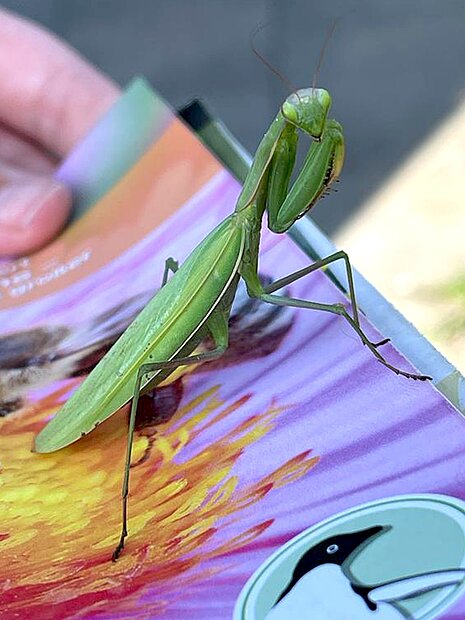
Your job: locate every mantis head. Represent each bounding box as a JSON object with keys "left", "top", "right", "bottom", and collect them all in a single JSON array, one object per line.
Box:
[{"left": 281, "top": 88, "right": 332, "bottom": 140}]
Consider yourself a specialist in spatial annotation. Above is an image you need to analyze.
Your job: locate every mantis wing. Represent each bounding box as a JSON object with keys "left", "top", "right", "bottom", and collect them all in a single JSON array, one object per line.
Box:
[{"left": 35, "top": 215, "right": 245, "bottom": 453}]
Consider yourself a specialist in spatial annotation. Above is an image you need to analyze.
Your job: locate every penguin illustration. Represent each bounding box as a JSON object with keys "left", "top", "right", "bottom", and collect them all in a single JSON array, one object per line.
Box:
[{"left": 265, "top": 525, "right": 465, "bottom": 619}]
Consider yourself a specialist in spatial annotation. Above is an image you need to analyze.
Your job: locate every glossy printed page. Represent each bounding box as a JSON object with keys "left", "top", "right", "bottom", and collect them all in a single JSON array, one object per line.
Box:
[
  {"left": 0, "top": 78, "right": 220, "bottom": 311},
  {"left": 0, "top": 81, "right": 464, "bottom": 620}
]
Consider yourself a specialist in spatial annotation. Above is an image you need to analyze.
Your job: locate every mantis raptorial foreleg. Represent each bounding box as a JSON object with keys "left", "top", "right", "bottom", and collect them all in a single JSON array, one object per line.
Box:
[{"left": 112, "top": 307, "right": 230, "bottom": 561}]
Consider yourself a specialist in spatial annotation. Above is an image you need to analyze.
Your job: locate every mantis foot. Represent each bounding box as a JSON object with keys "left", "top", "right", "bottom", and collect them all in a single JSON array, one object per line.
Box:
[
  {"left": 364, "top": 337, "right": 430, "bottom": 380},
  {"left": 112, "top": 530, "right": 127, "bottom": 562},
  {"left": 375, "top": 358, "right": 431, "bottom": 381}
]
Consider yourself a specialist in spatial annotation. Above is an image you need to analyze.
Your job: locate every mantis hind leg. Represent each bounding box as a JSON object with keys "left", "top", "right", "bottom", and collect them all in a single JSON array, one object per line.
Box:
[
  {"left": 243, "top": 259, "right": 430, "bottom": 381},
  {"left": 112, "top": 308, "right": 229, "bottom": 561}
]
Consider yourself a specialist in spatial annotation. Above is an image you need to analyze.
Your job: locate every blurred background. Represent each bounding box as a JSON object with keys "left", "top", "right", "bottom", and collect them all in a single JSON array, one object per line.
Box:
[{"left": 4, "top": 0, "right": 464, "bottom": 371}]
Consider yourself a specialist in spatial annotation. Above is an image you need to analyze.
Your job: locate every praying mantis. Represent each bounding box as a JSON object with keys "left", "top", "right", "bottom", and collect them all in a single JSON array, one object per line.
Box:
[{"left": 34, "top": 86, "right": 429, "bottom": 561}]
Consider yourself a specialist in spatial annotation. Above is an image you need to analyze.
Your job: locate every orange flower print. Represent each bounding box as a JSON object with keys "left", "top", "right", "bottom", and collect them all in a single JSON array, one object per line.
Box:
[{"left": 0, "top": 378, "right": 319, "bottom": 619}]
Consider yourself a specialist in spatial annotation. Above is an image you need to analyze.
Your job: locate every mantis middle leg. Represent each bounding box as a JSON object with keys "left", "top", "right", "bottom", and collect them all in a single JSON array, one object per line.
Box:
[
  {"left": 161, "top": 257, "right": 179, "bottom": 287},
  {"left": 243, "top": 261, "right": 430, "bottom": 381},
  {"left": 262, "top": 250, "right": 389, "bottom": 348}
]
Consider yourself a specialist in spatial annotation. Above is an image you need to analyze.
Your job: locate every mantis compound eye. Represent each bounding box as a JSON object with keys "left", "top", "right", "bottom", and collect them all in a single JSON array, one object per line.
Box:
[{"left": 281, "top": 100, "right": 299, "bottom": 124}]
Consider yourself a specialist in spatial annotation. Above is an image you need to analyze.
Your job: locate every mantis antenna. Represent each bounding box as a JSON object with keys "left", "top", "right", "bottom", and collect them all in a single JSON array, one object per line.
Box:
[
  {"left": 251, "top": 18, "right": 338, "bottom": 102},
  {"left": 250, "top": 22, "right": 300, "bottom": 99},
  {"left": 312, "top": 19, "right": 339, "bottom": 93}
]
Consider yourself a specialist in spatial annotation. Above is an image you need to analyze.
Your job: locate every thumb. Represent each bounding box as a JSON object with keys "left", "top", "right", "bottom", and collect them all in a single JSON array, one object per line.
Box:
[{"left": 0, "top": 177, "right": 71, "bottom": 257}]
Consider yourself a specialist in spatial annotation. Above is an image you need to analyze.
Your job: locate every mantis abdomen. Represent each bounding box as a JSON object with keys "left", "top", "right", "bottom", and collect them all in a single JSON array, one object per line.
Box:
[{"left": 35, "top": 215, "right": 245, "bottom": 453}]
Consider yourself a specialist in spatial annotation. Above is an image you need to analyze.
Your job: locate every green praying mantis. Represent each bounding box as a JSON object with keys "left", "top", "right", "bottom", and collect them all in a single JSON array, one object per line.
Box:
[{"left": 34, "top": 86, "right": 429, "bottom": 561}]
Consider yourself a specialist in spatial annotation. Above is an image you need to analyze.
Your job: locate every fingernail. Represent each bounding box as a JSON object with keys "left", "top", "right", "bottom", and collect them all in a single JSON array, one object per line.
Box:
[{"left": 0, "top": 180, "right": 66, "bottom": 230}]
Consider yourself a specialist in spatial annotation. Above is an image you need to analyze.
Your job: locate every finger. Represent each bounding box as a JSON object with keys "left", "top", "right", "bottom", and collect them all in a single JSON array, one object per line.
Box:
[
  {"left": 0, "top": 175, "right": 71, "bottom": 256},
  {"left": 0, "top": 8, "right": 120, "bottom": 157},
  {"left": 0, "top": 120, "right": 57, "bottom": 174}
]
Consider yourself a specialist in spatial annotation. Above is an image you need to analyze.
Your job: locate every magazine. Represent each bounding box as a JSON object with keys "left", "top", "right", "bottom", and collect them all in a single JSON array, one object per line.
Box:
[{"left": 1, "top": 79, "right": 464, "bottom": 620}]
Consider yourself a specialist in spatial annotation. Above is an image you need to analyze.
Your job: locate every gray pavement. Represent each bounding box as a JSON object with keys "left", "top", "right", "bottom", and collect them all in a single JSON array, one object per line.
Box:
[{"left": 4, "top": 0, "right": 465, "bottom": 234}]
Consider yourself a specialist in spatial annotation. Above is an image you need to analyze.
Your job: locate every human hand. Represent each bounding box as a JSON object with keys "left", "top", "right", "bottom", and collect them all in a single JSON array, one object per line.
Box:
[{"left": 0, "top": 8, "right": 120, "bottom": 257}]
